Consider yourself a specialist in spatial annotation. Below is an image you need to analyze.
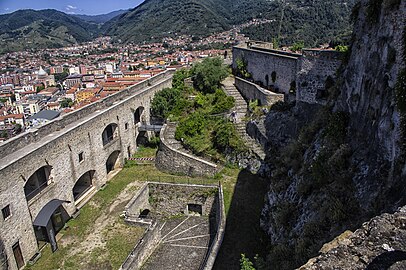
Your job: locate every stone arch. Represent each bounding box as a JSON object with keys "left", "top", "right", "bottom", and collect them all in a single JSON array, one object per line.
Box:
[
  {"left": 134, "top": 106, "right": 145, "bottom": 125},
  {"left": 24, "top": 165, "right": 53, "bottom": 201},
  {"left": 101, "top": 123, "right": 118, "bottom": 146},
  {"left": 72, "top": 170, "right": 95, "bottom": 201},
  {"left": 106, "top": 150, "right": 121, "bottom": 175}
]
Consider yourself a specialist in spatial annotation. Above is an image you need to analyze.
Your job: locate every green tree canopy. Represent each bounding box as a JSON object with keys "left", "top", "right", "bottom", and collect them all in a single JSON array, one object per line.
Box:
[{"left": 190, "top": 57, "right": 229, "bottom": 94}]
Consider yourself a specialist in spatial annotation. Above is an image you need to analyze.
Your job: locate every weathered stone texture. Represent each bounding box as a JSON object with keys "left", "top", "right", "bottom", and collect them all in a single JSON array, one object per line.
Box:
[
  {"left": 0, "top": 70, "right": 173, "bottom": 270},
  {"left": 232, "top": 45, "right": 299, "bottom": 95},
  {"left": 148, "top": 183, "right": 217, "bottom": 217},
  {"left": 155, "top": 124, "right": 218, "bottom": 177},
  {"left": 299, "top": 207, "right": 406, "bottom": 270},
  {"left": 234, "top": 77, "right": 284, "bottom": 106},
  {"left": 296, "top": 50, "right": 342, "bottom": 104}
]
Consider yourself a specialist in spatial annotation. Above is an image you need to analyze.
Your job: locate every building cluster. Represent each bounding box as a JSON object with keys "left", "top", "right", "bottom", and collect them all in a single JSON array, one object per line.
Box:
[{"left": 0, "top": 19, "right": 267, "bottom": 142}]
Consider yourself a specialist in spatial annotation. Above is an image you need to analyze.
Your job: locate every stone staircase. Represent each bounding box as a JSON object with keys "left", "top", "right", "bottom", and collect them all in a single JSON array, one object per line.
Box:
[{"left": 222, "top": 77, "right": 266, "bottom": 160}]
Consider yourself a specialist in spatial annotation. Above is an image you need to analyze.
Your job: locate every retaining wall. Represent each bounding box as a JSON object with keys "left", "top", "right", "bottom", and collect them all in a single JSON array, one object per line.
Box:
[
  {"left": 234, "top": 77, "right": 284, "bottom": 106},
  {"left": 120, "top": 221, "right": 161, "bottom": 270},
  {"left": 155, "top": 124, "right": 218, "bottom": 177}
]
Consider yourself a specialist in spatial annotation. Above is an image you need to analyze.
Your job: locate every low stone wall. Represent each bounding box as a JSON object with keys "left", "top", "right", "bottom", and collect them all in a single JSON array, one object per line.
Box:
[
  {"left": 125, "top": 183, "right": 150, "bottom": 219},
  {"left": 155, "top": 124, "right": 218, "bottom": 177},
  {"left": 235, "top": 77, "right": 284, "bottom": 106},
  {"left": 200, "top": 184, "right": 226, "bottom": 270},
  {"left": 148, "top": 183, "right": 218, "bottom": 217},
  {"left": 120, "top": 221, "right": 161, "bottom": 270}
]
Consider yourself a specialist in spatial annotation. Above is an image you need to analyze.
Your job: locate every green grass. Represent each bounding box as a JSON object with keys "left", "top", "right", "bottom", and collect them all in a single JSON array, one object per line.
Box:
[{"left": 27, "top": 146, "right": 231, "bottom": 270}]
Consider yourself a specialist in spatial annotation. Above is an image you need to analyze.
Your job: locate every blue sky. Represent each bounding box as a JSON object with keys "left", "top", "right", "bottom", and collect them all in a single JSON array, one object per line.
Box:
[{"left": 0, "top": 0, "right": 144, "bottom": 15}]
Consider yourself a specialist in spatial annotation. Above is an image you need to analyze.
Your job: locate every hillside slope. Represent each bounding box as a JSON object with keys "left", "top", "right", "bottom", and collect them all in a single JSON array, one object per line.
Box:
[
  {"left": 0, "top": 9, "right": 100, "bottom": 53},
  {"left": 74, "top": 10, "right": 128, "bottom": 24},
  {"left": 105, "top": 0, "right": 354, "bottom": 46}
]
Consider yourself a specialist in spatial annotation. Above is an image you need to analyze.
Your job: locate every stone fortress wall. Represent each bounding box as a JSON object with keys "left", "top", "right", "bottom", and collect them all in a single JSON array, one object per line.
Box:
[
  {"left": 121, "top": 182, "right": 226, "bottom": 270},
  {"left": 0, "top": 70, "right": 174, "bottom": 270},
  {"left": 155, "top": 123, "right": 219, "bottom": 177},
  {"left": 232, "top": 42, "right": 342, "bottom": 104}
]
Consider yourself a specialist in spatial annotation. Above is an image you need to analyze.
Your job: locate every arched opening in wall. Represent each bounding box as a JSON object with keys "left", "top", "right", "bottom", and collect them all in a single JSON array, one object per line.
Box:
[
  {"left": 102, "top": 123, "right": 118, "bottom": 146},
  {"left": 139, "top": 209, "right": 150, "bottom": 219},
  {"left": 106, "top": 150, "right": 121, "bottom": 175},
  {"left": 134, "top": 106, "right": 145, "bottom": 125},
  {"left": 72, "top": 170, "right": 95, "bottom": 202},
  {"left": 33, "top": 199, "right": 70, "bottom": 252},
  {"left": 24, "top": 165, "right": 53, "bottom": 201},
  {"left": 136, "top": 131, "right": 149, "bottom": 147},
  {"left": 265, "top": 74, "right": 269, "bottom": 87},
  {"left": 187, "top": 204, "right": 202, "bottom": 216}
]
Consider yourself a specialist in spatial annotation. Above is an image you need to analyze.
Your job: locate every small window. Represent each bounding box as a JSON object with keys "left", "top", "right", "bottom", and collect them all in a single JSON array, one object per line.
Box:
[
  {"left": 78, "top": 152, "right": 84, "bottom": 162},
  {"left": 2, "top": 205, "right": 11, "bottom": 220},
  {"left": 125, "top": 123, "right": 129, "bottom": 130}
]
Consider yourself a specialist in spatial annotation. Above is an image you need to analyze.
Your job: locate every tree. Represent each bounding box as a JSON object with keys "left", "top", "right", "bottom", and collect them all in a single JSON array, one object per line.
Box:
[
  {"left": 190, "top": 57, "right": 229, "bottom": 94},
  {"left": 60, "top": 98, "right": 73, "bottom": 108},
  {"left": 36, "top": 83, "right": 45, "bottom": 93},
  {"left": 291, "top": 41, "right": 304, "bottom": 52}
]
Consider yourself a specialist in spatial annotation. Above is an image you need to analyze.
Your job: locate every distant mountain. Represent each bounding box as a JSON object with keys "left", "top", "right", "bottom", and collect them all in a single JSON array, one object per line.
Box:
[
  {"left": 0, "top": 9, "right": 101, "bottom": 54},
  {"left": 103, "top": 0, "right": 231, "bottom": 43},
  {"left": 105, "top": 0, "right": 355, "bottom": 46},
  {"left": 74, "top": 10, "right": 128, "bottom": 24}
]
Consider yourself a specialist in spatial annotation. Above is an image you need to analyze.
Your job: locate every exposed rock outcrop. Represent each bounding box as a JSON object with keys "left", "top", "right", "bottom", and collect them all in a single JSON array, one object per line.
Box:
[{"left": 252, "top": 0, "right": 406, "bottom": 269}]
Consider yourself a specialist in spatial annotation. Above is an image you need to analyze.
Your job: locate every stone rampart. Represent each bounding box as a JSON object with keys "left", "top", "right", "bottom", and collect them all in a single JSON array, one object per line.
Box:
[
  {"left": 232, "top": 45, "right": 299, "bottom": 95},
  {"left": 155, "top": 124, "right": 218, "bottom": 177},
  {"left": 235, "top": 77, "right": 284, "bottom": 106},
  {"left": 0, "top": 70, "right": 173, "bottom": 270},
  {"left": 0, "top": 70, "right": 174, "bottom": 158},
  {"left": 296, "top": 50, "right": 342, "bottom": 103},
  {"left": 232, "top": 44, "right": 342, "bottom": 104}
]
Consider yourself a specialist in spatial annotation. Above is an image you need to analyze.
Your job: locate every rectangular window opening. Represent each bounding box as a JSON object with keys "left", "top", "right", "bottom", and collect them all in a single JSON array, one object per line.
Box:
[
  {"left": 78, "top": 152, "right": 84, "bottom": 162},
  {"left": 2, "top": 205, "right": 11, "bottom": 220}
]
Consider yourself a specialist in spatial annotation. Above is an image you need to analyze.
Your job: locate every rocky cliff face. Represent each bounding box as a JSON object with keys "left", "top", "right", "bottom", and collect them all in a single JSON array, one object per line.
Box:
[{"left": 252, "top": 1, "right": 406, "bottom": 269}]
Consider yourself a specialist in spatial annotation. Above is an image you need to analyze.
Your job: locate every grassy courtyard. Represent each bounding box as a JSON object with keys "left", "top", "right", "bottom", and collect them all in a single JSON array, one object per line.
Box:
[{"left": 26, "top": 147, "right": 229, "bottom": 270}]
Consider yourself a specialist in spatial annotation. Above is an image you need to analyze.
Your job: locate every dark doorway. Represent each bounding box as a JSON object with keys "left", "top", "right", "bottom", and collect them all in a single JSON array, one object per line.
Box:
[
  {"left": 106, "top": 150, "right": 120, "bottom": 174},
  {"left": 134, "top": 107, "right": 145, "bottom": 125},
  {"left": 187, "top": 204, "right": 202, "bottom": 215},
  {"left": 12, "top": 242, "right": 24, "bottom": 269},
  {"left": 24, "top": 166, "right": 52, "bottom": 201},
  {"left": 136, "top": 131, "right": 148, "bottom": 146},
  {"left": 73, "top": 171, "right": 94, "bottom": 201},
  {"left": 139, "top": 209, "right": 150, "bottom": 218},
  {"left": 265, "top": 74, "right": 269, "bottom": 86}
]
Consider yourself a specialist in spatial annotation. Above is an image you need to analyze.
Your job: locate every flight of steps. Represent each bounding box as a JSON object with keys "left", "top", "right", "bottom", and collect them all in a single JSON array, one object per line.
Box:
[{"left": 222, "top": 77, "right": 266, "bottom": 160}]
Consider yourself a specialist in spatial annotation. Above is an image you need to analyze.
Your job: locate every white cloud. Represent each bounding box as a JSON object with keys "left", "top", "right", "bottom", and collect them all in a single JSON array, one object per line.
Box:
[{"left": 65, "top": 5, "right": 78, "bottom": 14}]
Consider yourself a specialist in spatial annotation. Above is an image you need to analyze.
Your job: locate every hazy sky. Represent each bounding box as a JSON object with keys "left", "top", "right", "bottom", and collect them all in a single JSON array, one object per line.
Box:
[{"left": 0, "top": 0, "right": 144, "bottom": 15}]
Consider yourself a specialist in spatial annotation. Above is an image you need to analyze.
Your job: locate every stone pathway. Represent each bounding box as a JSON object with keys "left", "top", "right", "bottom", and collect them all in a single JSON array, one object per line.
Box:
[
  {"left": 142, "top": 216, "right": 213, "bottom": 270},
  {"left": 222, "top": 77, "right": 266, "bottom": 160}
]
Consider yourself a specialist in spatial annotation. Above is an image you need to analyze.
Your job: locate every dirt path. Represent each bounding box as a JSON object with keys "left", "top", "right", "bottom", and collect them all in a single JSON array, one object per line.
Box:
[{"left": 65, "top": 180, "right": 143, "bottom": 261}]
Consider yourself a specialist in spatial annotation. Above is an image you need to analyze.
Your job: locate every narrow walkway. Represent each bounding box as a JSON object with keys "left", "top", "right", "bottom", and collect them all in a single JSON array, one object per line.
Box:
[{"left": 222, "top": 76, "right": 266, "bottom": 160}]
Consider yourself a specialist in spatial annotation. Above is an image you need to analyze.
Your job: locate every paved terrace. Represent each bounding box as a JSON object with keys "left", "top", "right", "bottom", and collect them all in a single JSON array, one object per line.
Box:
[
  {"left": 142, "top": 216, "right": 215, "bottom": 270},
  {"left": 0, "top": 72, "right": 172, "bottom": 171}
]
